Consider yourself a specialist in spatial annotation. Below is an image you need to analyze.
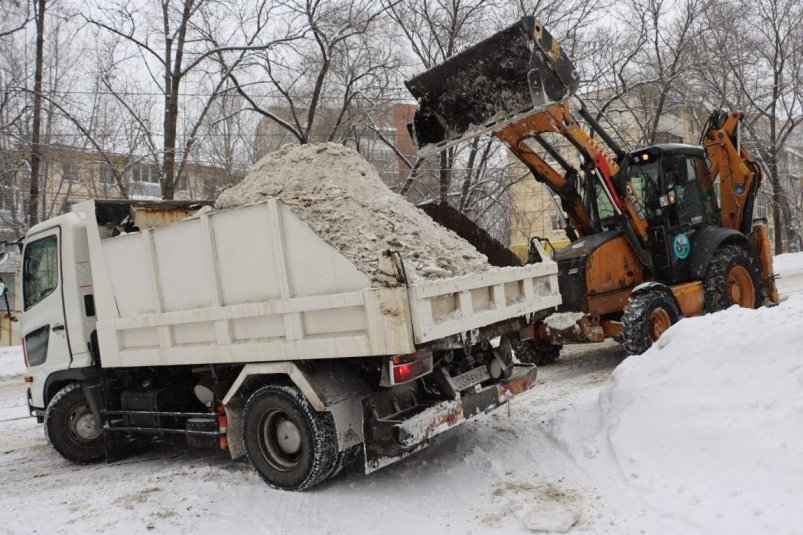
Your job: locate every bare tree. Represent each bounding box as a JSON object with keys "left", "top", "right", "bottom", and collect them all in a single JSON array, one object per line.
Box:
[
  {"left": 697, "top": 0, "right": 803, "bottom": 252},
  {"left": 84, "top": 0, "right": 281, "bottom": 199},
  {"left": 225, "top": 0, "right": 398, "bottom": 159}
]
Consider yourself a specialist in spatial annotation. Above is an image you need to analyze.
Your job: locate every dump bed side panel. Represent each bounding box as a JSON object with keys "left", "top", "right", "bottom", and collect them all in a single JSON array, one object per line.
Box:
[
  {"left": 408, "top": 262, "right": 561, "bottom": 343},
  {"left": 74, "top": 199, "right": 416, "bottom": 368}
]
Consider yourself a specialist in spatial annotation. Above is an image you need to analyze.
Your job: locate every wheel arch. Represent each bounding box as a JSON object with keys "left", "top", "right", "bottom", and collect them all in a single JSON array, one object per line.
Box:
[
  {"left": 630, "top": 281, "right": 680, "bottom": 310},
  {"left": 43, "top": 367, "right": 100, "bottom": 408},
  {"left": 689, "top": 226, "right": 750, "bottom": 279},
  {"left": 222, "top": 361, "right": 372, "bottom": 460}
]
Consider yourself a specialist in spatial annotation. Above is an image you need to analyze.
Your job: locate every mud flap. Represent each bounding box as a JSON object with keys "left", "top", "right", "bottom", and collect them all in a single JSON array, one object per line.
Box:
[
  {"left": 362, "top": 364, "right": 537, "bottom": 473},
  {"left": 405, "top": 17, "right": 578, "bottom": 156}
]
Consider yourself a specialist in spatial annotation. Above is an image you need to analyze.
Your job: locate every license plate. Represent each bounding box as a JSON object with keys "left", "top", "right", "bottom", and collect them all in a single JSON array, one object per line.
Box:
[{"left": 450, "top": 365, "right": 490, "bottom": 392}]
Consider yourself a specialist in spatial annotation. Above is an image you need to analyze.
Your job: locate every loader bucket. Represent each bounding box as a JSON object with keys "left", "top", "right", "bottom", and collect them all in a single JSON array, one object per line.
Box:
[{"left": 405, "top": 17, "right": 578, "bottom": 157}]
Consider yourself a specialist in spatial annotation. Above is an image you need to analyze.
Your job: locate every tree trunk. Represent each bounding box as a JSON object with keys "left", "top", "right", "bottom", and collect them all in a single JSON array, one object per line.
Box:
[
  {"left": 439, "top": 150, "right": 451, "bottom": 203},
  {"left": 767, "top": 154, "right": 786, "bottom": 253},
  {"left": 27, "top": 0, "right": 46, "bottom": 227}
]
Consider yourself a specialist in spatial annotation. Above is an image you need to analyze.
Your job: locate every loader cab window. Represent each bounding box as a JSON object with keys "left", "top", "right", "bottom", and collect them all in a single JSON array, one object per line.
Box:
[
  {"left": 23, "top": 235, "right": 59, "bottom": 310},
  {"left": 628, "top": 160, "right": 661, "bottom": 223},
  {"left": 663, "top": 154, "right": 707, "bottom": 227}
]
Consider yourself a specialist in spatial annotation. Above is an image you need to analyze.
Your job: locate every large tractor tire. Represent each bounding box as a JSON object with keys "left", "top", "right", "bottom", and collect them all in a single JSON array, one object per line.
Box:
[
  {"left": 622, "top": 291, "right": 680, "bottom": 355},
  {"left": 242, "top": 385, "right": 338, "bottom": 491},
  {"left": 512, "top": 338, "right": 561, "bottom": 365},
  {"left": 703, "top": 244, "right": 763, "bottom": 313},
  {"left": 45, "top": 383, "right": 107, "bottom": 463}
]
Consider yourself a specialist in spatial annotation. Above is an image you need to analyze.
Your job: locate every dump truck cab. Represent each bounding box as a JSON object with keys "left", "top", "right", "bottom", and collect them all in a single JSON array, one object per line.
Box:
[{"left": 21, "top": 212, "right": 96, "bottom": 413}]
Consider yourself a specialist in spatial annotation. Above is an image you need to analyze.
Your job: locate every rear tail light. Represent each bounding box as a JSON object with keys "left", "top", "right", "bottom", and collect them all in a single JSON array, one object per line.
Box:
[{"left": 382, "top": 350, "right": 433, "bottom": 386}]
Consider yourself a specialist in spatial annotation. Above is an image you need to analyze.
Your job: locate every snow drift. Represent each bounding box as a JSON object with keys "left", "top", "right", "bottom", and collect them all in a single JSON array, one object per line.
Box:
[
  {"left": 551, "top": 296, "right": 803, "bottom": 534},
  {"left": 215, "top": 143, "right": 490, "bottom": 285}
]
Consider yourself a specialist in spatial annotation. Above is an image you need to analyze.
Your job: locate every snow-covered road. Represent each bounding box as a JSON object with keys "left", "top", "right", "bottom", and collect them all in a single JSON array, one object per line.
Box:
[{"left": 0, "top": 252, "right": 801, "bottom": 535}]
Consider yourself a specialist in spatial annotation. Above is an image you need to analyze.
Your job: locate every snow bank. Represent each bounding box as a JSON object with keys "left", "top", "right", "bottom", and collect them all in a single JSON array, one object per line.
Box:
[
  {"left": 0, "top": 345, "right": 24, "bottom": 380},
  {"left": 552, "top": 296, "right": 803, "bottom": 534},
  {"left": 215, "top": 143, "right": 490, "bottom": 285},
  {"left": 774, "top": 251, "right": 803, "bottom": 274}
]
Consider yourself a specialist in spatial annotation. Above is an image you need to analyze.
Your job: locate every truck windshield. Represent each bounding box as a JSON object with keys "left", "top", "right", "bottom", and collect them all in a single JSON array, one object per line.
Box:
[{"left": 23, "top": 235, "right": 59, "bottom": 310}]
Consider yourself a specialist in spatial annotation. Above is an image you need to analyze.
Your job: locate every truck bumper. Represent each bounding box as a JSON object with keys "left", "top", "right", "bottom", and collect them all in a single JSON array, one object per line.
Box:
[{"left": 363, "top": 364, "right": 537, "bottom": 472}]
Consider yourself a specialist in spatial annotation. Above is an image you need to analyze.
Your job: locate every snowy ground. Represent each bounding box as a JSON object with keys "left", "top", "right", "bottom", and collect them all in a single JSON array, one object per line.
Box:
[{"left": 1, "top": 252, "right": 801, "bottom": 535}]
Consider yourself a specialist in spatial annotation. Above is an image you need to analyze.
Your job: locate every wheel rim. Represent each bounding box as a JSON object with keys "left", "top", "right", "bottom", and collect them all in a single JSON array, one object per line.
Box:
[
  {"left": 648, "top": 308, "right": 671, "bottom": 343},
  {"left": 67, "top": 404, "right": 102, "bottom": 443},
  {"left": 258, "top": 409, "right": 303, "bottom": 472},
  {"left": 727, "top": 265, "right": 755, "bottom": 308}
]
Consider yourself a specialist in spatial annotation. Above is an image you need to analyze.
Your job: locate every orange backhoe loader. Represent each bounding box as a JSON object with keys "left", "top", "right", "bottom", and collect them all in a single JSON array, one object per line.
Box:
[{"left": 405, "top": 17, "right": 779, "bottom": 357}]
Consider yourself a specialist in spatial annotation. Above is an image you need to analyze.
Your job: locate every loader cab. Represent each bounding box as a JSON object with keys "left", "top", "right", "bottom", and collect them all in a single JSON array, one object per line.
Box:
[{"left": 628, "top": 144, "right": 719, "bottom": 284}]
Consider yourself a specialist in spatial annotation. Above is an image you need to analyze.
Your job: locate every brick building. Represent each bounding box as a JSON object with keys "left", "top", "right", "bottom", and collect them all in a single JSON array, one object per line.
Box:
[{"left": 253, "top": 103, "right": 418, "bottom": 187}]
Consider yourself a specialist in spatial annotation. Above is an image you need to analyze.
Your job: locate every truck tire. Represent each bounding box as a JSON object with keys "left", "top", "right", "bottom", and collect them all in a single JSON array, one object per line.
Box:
[
  {"left": 703, "top": 244, "right": 762, "bottom": 312},
  {"left": 512, "top": 338, "right": 561, "bottom": 365},
  {"left": 45, "top": 383, "right": 106, "bottom": 463},
  {"left": 622, "top": 291, "right": 680, "bottom": 355},
  {"left": 242, "top": 385, "right": 338, "bottom": 491}
]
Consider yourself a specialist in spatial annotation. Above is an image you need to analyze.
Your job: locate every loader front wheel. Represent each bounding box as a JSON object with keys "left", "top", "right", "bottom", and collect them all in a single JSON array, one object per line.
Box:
[
  {"left": 622, "top": 291, "right": 680, "bottom": 355},
  {"left": 512, "top": 338, "right": 562, "bottom": 365},
  {"left": 242, "top": 385, "right": 338, "bottom": 491},
  {"left": 45, "top": 383, "right": 106, "bottom": 463}
]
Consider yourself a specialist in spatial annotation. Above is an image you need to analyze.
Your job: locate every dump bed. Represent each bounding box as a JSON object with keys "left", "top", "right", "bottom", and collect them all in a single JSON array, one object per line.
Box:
[{"left": 73, "top": 199, "right": 560, "bottom": 368}]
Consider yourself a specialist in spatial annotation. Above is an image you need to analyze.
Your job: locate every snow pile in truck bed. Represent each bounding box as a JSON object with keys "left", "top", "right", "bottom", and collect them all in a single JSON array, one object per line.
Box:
[
  {"left": 549, "top": 295, "right": 803, "bottom": 534},
  {"left": 215, "top": 143, "right": 490, "bottom": 285}
]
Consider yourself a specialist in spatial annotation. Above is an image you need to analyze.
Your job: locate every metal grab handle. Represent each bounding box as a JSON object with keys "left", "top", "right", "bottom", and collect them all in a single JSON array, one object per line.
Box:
[{"left": 51, "top": 323, "right": 65, "bottom": 332}]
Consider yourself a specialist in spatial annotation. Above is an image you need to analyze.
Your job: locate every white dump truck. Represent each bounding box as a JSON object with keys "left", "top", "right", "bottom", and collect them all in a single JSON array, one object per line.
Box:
[{"left": 18, "top": 198, "right": 560, "bottom": 490}]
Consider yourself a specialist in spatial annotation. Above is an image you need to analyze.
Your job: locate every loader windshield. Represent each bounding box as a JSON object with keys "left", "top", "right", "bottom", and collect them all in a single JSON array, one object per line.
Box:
[{"left": 628, "top": 161, "right": 661, "bottom": 223}]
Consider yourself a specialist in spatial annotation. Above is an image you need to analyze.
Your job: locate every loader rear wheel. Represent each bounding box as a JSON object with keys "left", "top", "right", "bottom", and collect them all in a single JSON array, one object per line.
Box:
[
  {"left": 45, "top": 383, "right": 106, "bottom": 463},
  {"left": 703, "top": 245, "right": 762, "bottom": 312},
  {"left": 242, "top": 385, "right": 338, "bottom": 491},
  {"left": 622, "top": 291, "right": 680, "bottom": 355}
]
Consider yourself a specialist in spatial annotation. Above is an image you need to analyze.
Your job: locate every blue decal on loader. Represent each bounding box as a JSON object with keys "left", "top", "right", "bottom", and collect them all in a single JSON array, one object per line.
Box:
[{"left": 673, "top": 233, "right": 691, "bottom": 260}]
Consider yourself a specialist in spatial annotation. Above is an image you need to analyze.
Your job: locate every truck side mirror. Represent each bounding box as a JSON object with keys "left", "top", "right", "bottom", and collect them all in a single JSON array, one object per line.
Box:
[{"left": 0, "top": 281, "right": 5, "bottom": 296}]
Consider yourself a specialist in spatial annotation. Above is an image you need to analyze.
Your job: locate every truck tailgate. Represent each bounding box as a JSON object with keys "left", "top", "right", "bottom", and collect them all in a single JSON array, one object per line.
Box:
[{"left": 408, "top": 262, "right": 561, "bottom": 343}]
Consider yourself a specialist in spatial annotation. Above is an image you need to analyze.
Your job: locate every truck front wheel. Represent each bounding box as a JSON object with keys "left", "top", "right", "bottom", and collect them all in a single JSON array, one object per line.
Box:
[
  {"left": 242, "top": 385, "right": 338, "bottom": 491},
  {"left": 45, "top": 383, "right": 106, "bottom": 463}
]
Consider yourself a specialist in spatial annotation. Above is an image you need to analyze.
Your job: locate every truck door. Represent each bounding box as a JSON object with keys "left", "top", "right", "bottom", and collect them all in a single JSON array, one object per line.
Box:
[{"left": 20, "top": 228, "right": 72, "bottom": 389}]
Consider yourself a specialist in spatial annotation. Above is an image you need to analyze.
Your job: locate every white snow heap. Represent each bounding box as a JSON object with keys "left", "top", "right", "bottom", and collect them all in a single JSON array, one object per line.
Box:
[
  {"left": 215, "top": 143, "right": 491, "bottom": 286},
  {"left": 552, "top": 294, "right": 803, "bottom": 534}
]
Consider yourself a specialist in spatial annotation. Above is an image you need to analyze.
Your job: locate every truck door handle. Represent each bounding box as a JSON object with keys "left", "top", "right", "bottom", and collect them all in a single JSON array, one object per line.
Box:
[{"left": 51, "top": 323, "right": 65, "bottom": 332}]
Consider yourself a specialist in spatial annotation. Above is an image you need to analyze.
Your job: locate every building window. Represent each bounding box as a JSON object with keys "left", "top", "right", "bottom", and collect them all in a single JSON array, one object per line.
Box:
[
  {"left": 0, "top": 183, "right": 23, "bottom": 218},
  {"left": 133, "top": 162, "right": 160, "bottom": 184},
  {"left": 654, "top": 131, "right": 683, "bottom": 144},
  {"left": 62, "top": 162, "right": 81, "bottom": 182},
  {"left": 366, "top": 128, "right": 398, "bottom": 163},
  {"left": 550, "top": 213, "right": 565, "bottom": 231},
  {"left": 99, "top": 165, "right": 117, "bottom": 185}
]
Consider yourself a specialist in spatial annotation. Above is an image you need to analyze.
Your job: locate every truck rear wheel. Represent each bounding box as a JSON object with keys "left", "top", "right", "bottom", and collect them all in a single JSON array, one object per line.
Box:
[
  {"left": 242, "top": 385, "right": 338, "bottom": 491},
  {"left": 622, "top": 291, "right": 680, "bottom": 355},
  {"left": 703, "top": 244, "right": 762, "bottom": 312},
  {"left": 45, "top": 383, "right": 106, "bottom": 463}
]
